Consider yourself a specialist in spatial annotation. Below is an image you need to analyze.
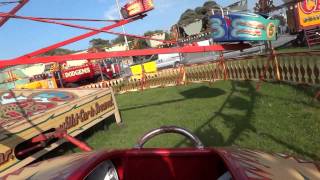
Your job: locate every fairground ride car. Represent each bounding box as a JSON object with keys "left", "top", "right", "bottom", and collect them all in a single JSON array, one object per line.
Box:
[
  {"left": 121, "top": 0, "right": 154, "bottom": 19},
  {"left": 3, "top": 126, "right": 319, "bottom": 180}
]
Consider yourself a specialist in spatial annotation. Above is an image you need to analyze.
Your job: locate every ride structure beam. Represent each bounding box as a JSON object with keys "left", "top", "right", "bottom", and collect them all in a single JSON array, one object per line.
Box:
[
  {"left": 0, "top": 13, "right": 176, "bottom": 44},
  {"left": 0, "top": 43, "right": 252, "bottom": 68},
  {"left": 11, "top": 14, "right": 146, "bottom": 60},
  {"left": 0, "top": 14, "right": 119, "bottom": 22},
  {"left": 0, "top": 0, "right": 29, "bottom": 28}
]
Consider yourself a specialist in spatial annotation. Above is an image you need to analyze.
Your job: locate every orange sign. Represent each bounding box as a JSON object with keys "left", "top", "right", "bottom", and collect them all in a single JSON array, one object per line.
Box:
[{"left": 298, "top": 0, "right": 320, "bottom": 28}]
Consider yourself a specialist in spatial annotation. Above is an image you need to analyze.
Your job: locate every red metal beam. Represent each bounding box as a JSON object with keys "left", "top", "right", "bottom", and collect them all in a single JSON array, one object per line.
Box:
[
  {"left": 0, "top": 0, "right": 29, "bottom": 28},
  {"left": 0, "top": 44, "right": 251, "bottom": 68},
  {"left": 0, "top": 13, "right": 176, "bottom": 44},
  {"left": 0, "top": 14, "right": 119, "bottom": 22},
  {"left": 12, "top": 15, "right": 146, "bottom": 60}
]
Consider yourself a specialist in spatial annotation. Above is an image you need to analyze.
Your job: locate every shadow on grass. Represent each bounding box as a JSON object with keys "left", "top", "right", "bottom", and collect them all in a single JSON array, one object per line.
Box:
[
  {"left": 174, "top": 81, "right": 257, "bottom": 147},
  {"left": 269, "top": 81, "right": 320, "bottom": 100},
  {"left": 174, "top": 81, "right": 318, "bottom": 160},
  {"left": 261, "top": 133, "right": 320, "bottom": 160},
  {"left": 180, "top": 86, "right": 225, "bottom": 99},
  {"left": 120, "top": 86, "right": 226, "bottom": 112}
]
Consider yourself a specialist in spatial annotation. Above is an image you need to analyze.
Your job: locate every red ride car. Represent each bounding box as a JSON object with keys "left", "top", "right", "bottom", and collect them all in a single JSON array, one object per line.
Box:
[{"left": 3, "top": 126, "right": 319, "bottom": 180}]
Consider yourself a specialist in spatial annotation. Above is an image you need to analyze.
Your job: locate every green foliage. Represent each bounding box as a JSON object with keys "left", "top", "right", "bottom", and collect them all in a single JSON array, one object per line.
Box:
[
  {"left": 178, "top": 1, "right": 219, "bottom": 26},
  {"left": 111, "top": 35, "right": 125, "bottom": 45},
  {"left": 202, "top": 1, "right": 219, "bottom": 14},
  {"left": 144, "top": 30, "right": 164, "bottom": 37},
  {"left": 254, "top": 0, "right": 275, "bottom": 13},
  {"left": 178, "top": 9, "right": 203, "bottom": 26},
  {"left": 41, "top": 48, "right": 76, "bottom": 56},
  {"left": 133, "top": 39, "right": 149, "bottom": 49},
  {"left": 89, "top": 38, "right": 111, "bottom": 48}
]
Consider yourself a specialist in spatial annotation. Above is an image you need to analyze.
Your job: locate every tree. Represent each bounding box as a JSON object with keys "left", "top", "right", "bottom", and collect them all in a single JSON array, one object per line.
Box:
[
  {"left": 144, "top": 30, "right": 164, "bottom": 37},
  {"left": 111, "top": 35, "right": 135, "bottom": 45},
  {"left": 254, "top": 0, "right": 275, "bottom": 14},
  {"left": 178, "top": 9, "right": 203, "bottom": 26},
  {"left": 41, "top": 48, "right": 76, "bottom": 56},
  {"left": 89, "top": 38, "right": 111, "bottom": 48},
  {"left": 202, "top": 1, "right": 219, "bottom": 15},
  {"left": 177, "top": 1, "right": 220, "bottom": 33},
  {"left": 132, "top": 39, "right": 149, "bottom": 49},
  {"left": 111, "top": 35, "right": 126, "bottom": 45}
]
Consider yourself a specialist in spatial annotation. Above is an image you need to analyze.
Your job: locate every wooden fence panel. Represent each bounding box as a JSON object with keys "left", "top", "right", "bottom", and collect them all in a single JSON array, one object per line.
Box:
[{"left": 81, "top": 51, "right": 320, "bottom": 94}]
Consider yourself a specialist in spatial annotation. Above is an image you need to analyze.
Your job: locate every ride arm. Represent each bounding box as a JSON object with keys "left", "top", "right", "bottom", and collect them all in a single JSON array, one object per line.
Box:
[
  {"left": 0, "top": 0, "right": 29, "bottom": 28},
  {"left": 12, "top": 15, "right": 146, "bottom": 61},
  {"left": 17, "top": 129, "right": 92, "bottom": 157}
]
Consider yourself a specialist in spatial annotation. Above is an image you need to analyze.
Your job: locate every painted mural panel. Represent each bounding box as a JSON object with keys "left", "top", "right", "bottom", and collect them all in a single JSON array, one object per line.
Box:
[
  {"left": 0, "top": 88, "right": 119, "bottom": 177},
  {"left": 210, "top": 12, "right": 279, "bottom": 41}
]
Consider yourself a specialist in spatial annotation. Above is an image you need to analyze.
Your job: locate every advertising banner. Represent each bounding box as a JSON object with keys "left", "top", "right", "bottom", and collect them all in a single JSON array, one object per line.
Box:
[
  {"left": 210, "top": 12, "right": 279, "bottom": 41},
  {"left": 297, "top": 0, "right": 320, "bottom": 28}
]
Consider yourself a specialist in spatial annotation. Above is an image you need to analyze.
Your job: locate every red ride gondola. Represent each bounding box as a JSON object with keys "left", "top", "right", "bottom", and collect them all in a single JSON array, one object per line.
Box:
[{"left": 2, "top": 126, "right": 319, "bottom": 180}]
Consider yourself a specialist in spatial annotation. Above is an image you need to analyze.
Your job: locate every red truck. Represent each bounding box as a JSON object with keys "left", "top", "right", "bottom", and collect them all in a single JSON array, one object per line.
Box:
[{"left": 54, "top": 60, "right": 121, "bottom": 87}]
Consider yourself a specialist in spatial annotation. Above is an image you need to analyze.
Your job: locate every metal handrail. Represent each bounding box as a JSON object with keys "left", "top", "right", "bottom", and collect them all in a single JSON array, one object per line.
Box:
[{"left": 135, "top": 126, "right": 204, "bottom": 149}]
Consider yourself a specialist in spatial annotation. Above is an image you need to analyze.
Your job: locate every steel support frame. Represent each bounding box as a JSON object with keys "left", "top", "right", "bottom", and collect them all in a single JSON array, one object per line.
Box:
[
  {"left": 0, "top": 13, "right": 176, "bottom": 45},
  {"left": 11, "top": 15, "right": 146, "bottom": 61},
  {"left": 0, "top": 0, "right": 29, "bottom": 27},
  {"left": 0, "top": 43, "right": 252, "bottom": 68}
]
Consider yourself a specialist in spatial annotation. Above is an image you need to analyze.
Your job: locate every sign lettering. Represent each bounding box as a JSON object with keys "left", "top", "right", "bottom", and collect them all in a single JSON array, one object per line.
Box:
[
  {"left": 59, "top": 100, "right": 114, "bottom": 131},
  {"left": 299, "top": 0, "right": 320, "bottom": 14},
  {"left": 64, "top": 67, "right": 91, "bottom": 78},
  {"left": 298, "top": 0, "right": 320, "bottom": 28}
]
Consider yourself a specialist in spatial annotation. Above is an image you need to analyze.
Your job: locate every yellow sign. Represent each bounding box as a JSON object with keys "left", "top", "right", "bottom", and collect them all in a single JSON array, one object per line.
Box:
[
  {"left": 130, "top": 61, "right": 157, "bottom": 76},
  {"left": 298, "top": 0, "right": 320, "bottom": 28},
  {"left": 15, "top": 78, "right": 58, "bottom": 89}
]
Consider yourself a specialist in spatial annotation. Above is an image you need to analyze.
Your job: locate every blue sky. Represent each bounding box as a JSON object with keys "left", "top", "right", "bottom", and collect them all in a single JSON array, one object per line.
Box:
[{"left": 0, "top": 0, "right": 282, "bottom": 60}]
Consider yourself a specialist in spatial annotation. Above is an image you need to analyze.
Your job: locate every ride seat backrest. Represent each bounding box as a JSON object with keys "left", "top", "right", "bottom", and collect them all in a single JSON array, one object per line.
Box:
[{"left": 124, "top": 151, "right": 228, "bottom": 180}]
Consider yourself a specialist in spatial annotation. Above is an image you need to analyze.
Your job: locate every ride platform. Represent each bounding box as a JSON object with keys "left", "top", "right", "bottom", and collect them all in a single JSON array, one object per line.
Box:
[{"left": 0, "top": 88, "right": 121, "bottom": 176}]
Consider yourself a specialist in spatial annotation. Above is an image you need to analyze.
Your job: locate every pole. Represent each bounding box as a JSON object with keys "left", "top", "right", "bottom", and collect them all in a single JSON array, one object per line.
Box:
[
  {"left": 98, "top": 61, "right": 105, "bottom": 81},
  {"left": 115, "top": 0, "right": 130, "bottom": 50}
]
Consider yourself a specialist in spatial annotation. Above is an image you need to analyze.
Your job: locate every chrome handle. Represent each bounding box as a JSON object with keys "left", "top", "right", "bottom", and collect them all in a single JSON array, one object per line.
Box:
[{"left": 134, "top": 126, "right": 204, "bottom": 149}]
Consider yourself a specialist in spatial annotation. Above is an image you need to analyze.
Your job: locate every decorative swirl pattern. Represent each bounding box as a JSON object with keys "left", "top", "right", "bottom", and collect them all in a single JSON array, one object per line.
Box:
[
  {"left": 231, "top": 19, "right": 263, "bottom": 38},
  {"left": 211, "top": 18, "right": 225, "bottom": 39},
  {"left": 0, "top": 91, "right": 76, "bottom": 128}
]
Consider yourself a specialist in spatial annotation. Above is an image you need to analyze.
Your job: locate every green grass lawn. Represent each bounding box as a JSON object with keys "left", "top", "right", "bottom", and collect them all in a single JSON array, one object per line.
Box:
[
  {"left": 53, "top": 81, "right": 320, "bottom": 161},
  {"left": 276, "top": 45, "right": 320, "bottom": 53}
]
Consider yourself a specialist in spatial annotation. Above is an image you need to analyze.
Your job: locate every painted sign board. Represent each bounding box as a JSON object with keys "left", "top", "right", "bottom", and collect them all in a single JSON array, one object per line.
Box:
[
  {"left": 130, "top": 61, "right": 157, "bottom": 75},
  {"left": 297, "top": 0, "right": 320, "bottom": 29},
  {"left": 0, "top": 88, "right": 121, "bottom": 177},
  {"left": 210, "top": 12, "right": 279, "bottom": 41}
]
